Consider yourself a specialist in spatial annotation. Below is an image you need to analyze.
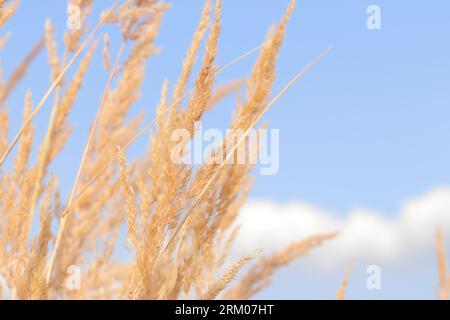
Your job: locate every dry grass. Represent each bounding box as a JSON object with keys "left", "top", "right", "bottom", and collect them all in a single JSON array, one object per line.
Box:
[
  {"left": 436, "top": 228, "right": 450, "bottom": 300},
  {"left": 4, "top": 0, "right": 443, "bottom": 301},
  {"left": 335, "top": 265, "right": 352, "bottom": 300},
  {"left": 0, "top": 0, "right": 342, "bottom": 300}
]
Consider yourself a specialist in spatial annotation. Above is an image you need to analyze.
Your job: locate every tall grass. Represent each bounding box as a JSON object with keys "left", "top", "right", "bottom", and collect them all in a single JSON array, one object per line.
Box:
[
  {"left": 0, "top": 0, "right": 338, "bottom": 299},
  {"left": 1, "top": 0, "right": 447, "bottom": 301}
]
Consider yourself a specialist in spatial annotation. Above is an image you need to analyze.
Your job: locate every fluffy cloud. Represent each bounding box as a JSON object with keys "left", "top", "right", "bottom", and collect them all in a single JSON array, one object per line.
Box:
[{"left": 232, "top": 187, "right": 450, "bottom": 269}]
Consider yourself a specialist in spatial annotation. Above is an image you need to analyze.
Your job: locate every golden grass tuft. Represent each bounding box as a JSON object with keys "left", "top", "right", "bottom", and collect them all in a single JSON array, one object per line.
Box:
[{"left": 0, "top": 0, "right": 354, "bottom": 300}]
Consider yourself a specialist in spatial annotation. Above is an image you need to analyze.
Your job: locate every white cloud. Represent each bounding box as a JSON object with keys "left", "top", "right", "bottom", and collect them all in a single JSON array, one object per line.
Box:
[{"left": 232, "top": 187, "right": 450, "bottom": 269}]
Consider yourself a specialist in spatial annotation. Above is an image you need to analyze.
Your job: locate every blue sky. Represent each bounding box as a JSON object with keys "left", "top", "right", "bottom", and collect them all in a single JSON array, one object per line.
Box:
[{"left": 2, "top": 1, "right": 450, "bottom": 299}]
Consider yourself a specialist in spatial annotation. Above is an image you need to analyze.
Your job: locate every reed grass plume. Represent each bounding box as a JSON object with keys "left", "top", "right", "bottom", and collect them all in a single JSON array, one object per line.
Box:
[
  {"left": 0, "top": 0, "right": 442, "bottom": 301},
  {"left": 0, "top": 0, "right": 341, "bottom": 300}
]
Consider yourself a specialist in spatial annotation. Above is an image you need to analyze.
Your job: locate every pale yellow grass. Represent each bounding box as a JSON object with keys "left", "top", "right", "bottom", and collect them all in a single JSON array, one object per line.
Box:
[{"left": 0, "top": 0, "right": 345, "bottom": 300}]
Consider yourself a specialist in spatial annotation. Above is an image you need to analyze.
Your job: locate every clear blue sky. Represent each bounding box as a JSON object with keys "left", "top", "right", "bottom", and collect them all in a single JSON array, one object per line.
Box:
[{"left": 2, "top": 1, "right": 450, "bottom": 299}]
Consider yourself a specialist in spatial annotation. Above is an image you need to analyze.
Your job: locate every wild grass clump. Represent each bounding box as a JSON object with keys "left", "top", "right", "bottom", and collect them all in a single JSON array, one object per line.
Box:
[
  {"left": 0, "top": 0, "right": 338, "bottom": 299},
  {"left": 1, "top": 0, "right": 448, "bottom": 301}
]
